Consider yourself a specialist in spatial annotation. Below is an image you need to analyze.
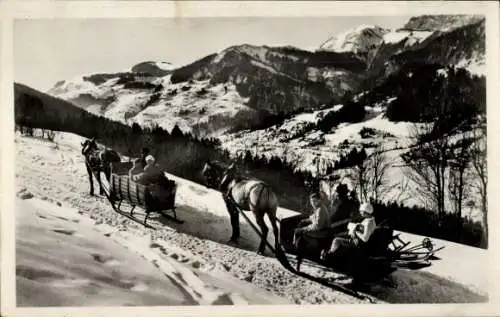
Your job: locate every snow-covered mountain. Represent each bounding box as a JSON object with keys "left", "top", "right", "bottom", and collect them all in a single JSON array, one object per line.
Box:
[
  {"left": 401, "top": 14, "right": 485, "bottom": 32},
  {"left": 48, "top": 74, "right": 254, "bottom": 136},
  {"left": 48, "top": 15, "right": 485, "bottom": 137},
  {"left": 48, "top": 44, "right": 368, "bottom": 136},
  {"left": 367, "top": 15, "right": 485, "bottom": 81},
  {"left": 318, "top": 24, "right": 389, "bottom": 61},
  {"left": 219, "top": 100, "right": 407, "bottom": 174},
  {"left": 131, "top": 61, "right": 177, "bottom": 76},
  {"left": 169, "top": 44, "right": 366, "bottom": 111}
]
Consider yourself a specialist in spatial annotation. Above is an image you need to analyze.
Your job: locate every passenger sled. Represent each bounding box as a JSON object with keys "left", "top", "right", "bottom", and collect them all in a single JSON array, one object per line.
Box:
[
  {"left": 279, "top": 213, "right": 444, "bottom": 282},
  {"left": 107, "top": 161, "right": 182, "bottom": 228}
]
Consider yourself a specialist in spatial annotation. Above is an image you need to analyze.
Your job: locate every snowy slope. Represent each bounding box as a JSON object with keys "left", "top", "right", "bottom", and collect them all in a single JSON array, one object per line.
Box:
[
  {"left": 15, "top": 132, "right": 366, "bottom": 305},
  {"left": 219, "top": 104, "right": 412, "bottom": 175},
  {"left": 14, "top": 131, "right": 488, "bottom": 304},
  {"left": 382, "top": 30, "right": 434, "bottom": 46},
  {"left": 17, "top": 197, "right": 287, "bottom": 306},
  {"left": 219, "top": 102, "right": 485, "bottom": 222},
  {"left": 49, "top": 75, "right": 253, "bottom": 136}
]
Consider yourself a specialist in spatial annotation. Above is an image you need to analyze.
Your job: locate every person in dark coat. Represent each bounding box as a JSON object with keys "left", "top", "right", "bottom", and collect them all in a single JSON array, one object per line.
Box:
[
  {"left": 133, "top": 155, "right": 173, "bottom": 201},
  {"left": 133, "top": 155, "right": 168, "bottom": 185},
  {"left": 140, "top": 147, "right": 150, "bottom": 168},
  {"left": 128, "top": 158, "right": 144, "bottom": 179},
  {"left": 330, "top": 184, "right": 361, "bottom": 225}
]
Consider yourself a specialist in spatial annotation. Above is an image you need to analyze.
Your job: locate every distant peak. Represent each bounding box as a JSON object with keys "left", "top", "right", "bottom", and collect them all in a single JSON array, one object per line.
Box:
[
  {"left": 131, "top": 61, "right": 176, "bottom": 76},
  {"left": 402, "top": 14, "right": 485, "bottom": 32},
  {"left": 318, "top": 24, "right": 389, "bottom": 55}
]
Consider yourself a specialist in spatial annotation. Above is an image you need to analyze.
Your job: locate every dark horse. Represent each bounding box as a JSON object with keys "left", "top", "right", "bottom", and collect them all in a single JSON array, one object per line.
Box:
[
  {"left": 201, "top": 161, "right": 280, "bottom": 255},
  {"left": 81, "top": 138, "right": 121, "bottom": 196}
]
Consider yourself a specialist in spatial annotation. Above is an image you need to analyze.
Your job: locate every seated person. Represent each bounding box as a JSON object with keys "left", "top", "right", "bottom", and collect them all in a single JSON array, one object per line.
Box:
[
  {"left": 293, "top": 193, "right": 331, "bottom": 248},
  {"left": 132, "top": 155, "right": 169, "bottom": 186},
  {"left": 133, "top": 155, "right": 173, "bottom": 201},
  {"left": 128, "top": 148, "right": 151, "bottom": 178},
  {"left": 140, "top": 147, "right": 150, "bottom": 167},
  {"left": 329, "top": 184, "right": 362, "bottom": 230},
  {"left": 320, "top": 202, "right": 376, "bottom": 260},
  {"left": 128, "top": 158, "right": 144, "bottom": 179}
]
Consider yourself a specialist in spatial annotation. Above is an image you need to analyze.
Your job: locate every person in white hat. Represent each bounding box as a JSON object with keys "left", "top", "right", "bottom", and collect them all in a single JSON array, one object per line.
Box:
[{"left": 321, "top": 202, "right": 376, "bottom": 260}]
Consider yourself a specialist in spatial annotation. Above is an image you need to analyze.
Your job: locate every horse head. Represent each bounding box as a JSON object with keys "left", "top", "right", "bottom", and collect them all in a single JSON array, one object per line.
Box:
[
  {"left": 81, "top": 138, "right": 97, "bottom": 157},
  {"left": 201, "top": 160, "right": 219, "bottom": 189},
  {"left": 219, "top": 163, "right": 239, "bottom": 193}
]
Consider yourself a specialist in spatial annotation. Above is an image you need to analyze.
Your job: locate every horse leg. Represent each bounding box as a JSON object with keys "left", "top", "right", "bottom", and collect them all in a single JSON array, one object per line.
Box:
[
  {"left": 97, "top": 169, "right": 105, "bottom": 195},
  {"left": 103, "top": 165, "right": 113, "bottom": 192},
  {"left": 86, "top": 163, "right": 95, "bottom": 196},
  {"left": 224, "top": 197, "right": 240, "bottom": 242},
  {"left": 267, "top": 211, "right": 280, "bottom": 248},
  {"left": 255, "top": 214, "right": 269, "bottom": 255},
  {"left": 229, "top": 206, "right": 241, "bottom": 242},
  {"left": 295, "top": 235, "right": 305, "bottom": 271},
  {"left": 103, "top": 165, "right": 111, "bottom": 183}
]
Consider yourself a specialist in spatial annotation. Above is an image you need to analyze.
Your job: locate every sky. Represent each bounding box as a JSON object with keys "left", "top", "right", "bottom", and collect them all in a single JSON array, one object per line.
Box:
[{"left": 14, "top": 16, "right": 412, "bottom": 92}]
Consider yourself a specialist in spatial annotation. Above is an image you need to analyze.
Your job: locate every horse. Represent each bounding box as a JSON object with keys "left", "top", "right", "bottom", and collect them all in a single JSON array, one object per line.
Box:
[
  {"left": 81, "top": 138, "right": 121, "bottom": 196},
  {"left": 201, "top": 161, "right": 280, "bottom": 255}
]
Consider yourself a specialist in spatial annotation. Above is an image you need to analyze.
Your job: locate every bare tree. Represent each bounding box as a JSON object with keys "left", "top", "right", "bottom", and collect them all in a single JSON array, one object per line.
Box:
[
  {"left": 348, "top": 146, "right": 392, "bottom": 203},
  {"left": 318, "top": 173, "right": 344, "bottom": 215},
  {"left": 346, "top": 147, "right": 368, "bottom": 202},
  {"left": 365, "top": 147, "right": 393, "bottom": 201},
  {"left": 402, "top": 121, "right": 453, "bottom": 222},
  {"left": 387, "top": 175, "right": 412, "bottom": 205},
  {"left": 470, "top": 119, "right": 487, "bottom": 244},
  {"left": 447, "top": 134, "right": 473, "bottom": 221},
  {"left": 400, "top": 68, "right": 465, "bottom": 223}
]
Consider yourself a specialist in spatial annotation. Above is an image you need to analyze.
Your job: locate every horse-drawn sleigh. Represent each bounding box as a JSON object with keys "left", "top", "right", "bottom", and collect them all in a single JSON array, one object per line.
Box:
[
  {"left": 109, "top": 161, "right": 181, "bottom": 226},
  {"left": 279, "top": 213, "right": 444, "bottom": 282},
  {"left": 201, "top": 160, "right": 445, "bottom": 294},
  {"left": 81, "top": 138, "right": 181, "bottom": 228}
]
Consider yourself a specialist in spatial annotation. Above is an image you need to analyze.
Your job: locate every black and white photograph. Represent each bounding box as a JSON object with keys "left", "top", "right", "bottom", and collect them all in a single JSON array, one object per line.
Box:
[{"left": 2, "top": 1, "right": 499, "bottom": 314}]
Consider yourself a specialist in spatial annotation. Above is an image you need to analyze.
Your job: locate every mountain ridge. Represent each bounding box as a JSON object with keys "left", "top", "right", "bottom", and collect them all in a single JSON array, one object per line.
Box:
[{"left": 46, "top": 14, "right": 485, "bottom": 139}]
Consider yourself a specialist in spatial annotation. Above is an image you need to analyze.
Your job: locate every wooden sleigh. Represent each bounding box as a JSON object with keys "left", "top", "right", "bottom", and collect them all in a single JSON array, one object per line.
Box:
[
  {"left": 108, "top": 162, "right": 182, "bottom": 227},
  {"left": 279, "top": 213, "right": 444, "bottom": 281}
]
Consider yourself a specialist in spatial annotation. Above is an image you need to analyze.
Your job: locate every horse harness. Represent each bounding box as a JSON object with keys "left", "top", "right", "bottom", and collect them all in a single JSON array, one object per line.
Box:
[{"left": 226, "top": 178, "right": 269, "bottom": 211}]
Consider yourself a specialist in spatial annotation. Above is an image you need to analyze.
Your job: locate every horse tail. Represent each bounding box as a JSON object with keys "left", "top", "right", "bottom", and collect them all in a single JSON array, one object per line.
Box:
[
  {"left": 262, "top": 185, "right": 278, "bottom": 216},
  {"left": 259, "top": 184, "right": 280, "bottom": 242}
]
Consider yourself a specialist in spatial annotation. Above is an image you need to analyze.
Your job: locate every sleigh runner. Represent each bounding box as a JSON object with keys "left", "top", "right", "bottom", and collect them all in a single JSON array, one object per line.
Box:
[{"left": 107, "top": 161, "right": 182, "bottom": 226}]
